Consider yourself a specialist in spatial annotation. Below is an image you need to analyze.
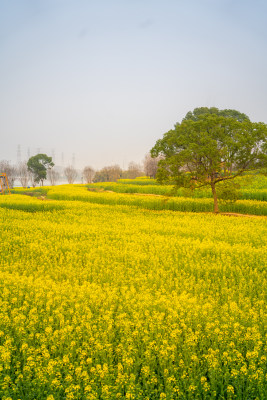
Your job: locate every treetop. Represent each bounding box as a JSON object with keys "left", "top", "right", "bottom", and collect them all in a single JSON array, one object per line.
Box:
[{"left": 182, "top": 107, "right": 250, "bottom": 123}]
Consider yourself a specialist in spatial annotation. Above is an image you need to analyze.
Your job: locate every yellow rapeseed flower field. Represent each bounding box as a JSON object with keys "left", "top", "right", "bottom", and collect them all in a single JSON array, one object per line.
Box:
[{"left": 0, "top": 187, "right": 266, "bottom": 399}]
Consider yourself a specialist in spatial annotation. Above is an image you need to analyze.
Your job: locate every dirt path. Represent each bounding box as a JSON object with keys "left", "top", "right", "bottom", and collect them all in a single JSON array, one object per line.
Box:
[{"left": 219, "top": 212, "right": 266, "bottom": 218}]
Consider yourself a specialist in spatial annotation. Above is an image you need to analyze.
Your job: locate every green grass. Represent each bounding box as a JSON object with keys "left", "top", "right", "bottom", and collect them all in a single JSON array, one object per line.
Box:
[
  {"left": 88, "top": 173, "right": 267, "bottom": 201},
  {"left": 46, "top": 186, "right": 267, "bottom": 216}
]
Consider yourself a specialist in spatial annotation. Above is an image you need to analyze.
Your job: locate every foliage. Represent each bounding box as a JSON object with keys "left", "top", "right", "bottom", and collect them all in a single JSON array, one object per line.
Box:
[
  {"left": 217, "top": 180, "right": 241, "bottom": 204},
  {"left": 151, "top": 107, "right": 267, "bottom": 212},
  {"left": 0, "top": 190, "right": 266, "bottom": 399},
  {"left": 183, "top": 107, "right": 250, "bottom": 122},
  {"left": 27, "top": 154, "right": 54, "bottom": 186}
]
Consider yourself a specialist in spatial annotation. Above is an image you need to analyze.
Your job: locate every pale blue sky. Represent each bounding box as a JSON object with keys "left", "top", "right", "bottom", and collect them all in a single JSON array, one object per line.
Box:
[{"left": 1, "top": 0, "right": 267, "bottom": 169}]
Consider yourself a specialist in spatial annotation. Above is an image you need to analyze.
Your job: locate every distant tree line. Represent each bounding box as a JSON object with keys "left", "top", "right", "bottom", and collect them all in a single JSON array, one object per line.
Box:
[
  {"left": 0, "top": 153, "right": 161, "bottom": 188},
  {"left": 87, "top": 154, "right": 161, "bottom": 183}
]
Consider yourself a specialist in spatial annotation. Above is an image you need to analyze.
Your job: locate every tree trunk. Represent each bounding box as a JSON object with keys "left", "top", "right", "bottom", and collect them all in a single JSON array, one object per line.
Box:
[{"left": 211, "top": 182, "right": 219, "bottom": 213}]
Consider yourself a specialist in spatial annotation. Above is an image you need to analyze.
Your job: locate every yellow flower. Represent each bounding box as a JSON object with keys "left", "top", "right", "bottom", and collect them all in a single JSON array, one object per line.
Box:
[{"left": 227, "top": 385, "right": 235, "bottom": 394}]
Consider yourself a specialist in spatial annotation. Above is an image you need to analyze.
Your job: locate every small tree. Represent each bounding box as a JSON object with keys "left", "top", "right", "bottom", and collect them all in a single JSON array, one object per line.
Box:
[
  {"left": 94, "top": 165, "right": 122, "bottom": 182},
  {"left": 127, "top": 162, "right": 143, "bottom": 179},
  {"left": 17, "top": 162, "right": 29, "bottom": 188},
  {"left": 143, "top": 154, "right": 161, "bottom": 178},
  {"left": 28, "top": 170, "right": 36, "bottom": 188},
  {"left": 83, "top": 166, "right": 95, "bottom": 183},
  {"left": 48, "top": 167, "right": 60, "bottom": 186},
  {"left": 151, "top": 107, "right": 267, "bottom": 213},
  {"left": 64, "top": 165, "right": 77, "bottom": 184},
  {"left": 27, "top": 154, "right": 54, "bottom": 186}
]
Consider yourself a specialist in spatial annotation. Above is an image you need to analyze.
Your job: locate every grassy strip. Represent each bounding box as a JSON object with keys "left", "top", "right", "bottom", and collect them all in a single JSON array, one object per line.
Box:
[
  {"left": 87, "top": 180, "right": 267, "bottom": 201},
  {"left": 0, "top": 194, "right": 64, "bottom": 212},
  {"left": 48, "top": 186, "right": 267, "bottom": 215}
]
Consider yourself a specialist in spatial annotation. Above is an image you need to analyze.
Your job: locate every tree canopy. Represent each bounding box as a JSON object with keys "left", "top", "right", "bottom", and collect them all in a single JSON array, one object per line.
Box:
[
  {"left": 151, "top": 107, "right": 267, "bottom": 212},
  {"left": 27, "top": 154, "right": 54, "bottom": 186},
  {"left": 183, "top": 107, "right": 250, "bottom": 122}
]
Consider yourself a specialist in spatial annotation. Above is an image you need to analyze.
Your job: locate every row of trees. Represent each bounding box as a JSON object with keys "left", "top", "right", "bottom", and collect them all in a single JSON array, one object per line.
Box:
[
  {"left": 93, "top": 156, "right": 161, "bottom": 182},
  {"left": 65, "top": 154, "right": 162, "bottom": 184},
  {"left": 0, "top": 158, "right": 56, "bottom": 188},
  {"left": 0, "top": 154, "right": 162, "bottom": 188}
]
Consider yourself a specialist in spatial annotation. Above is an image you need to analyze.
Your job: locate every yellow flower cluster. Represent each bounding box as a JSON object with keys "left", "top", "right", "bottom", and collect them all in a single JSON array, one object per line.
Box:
[
  {"left": 47, "top": 184, "right": 267, "bottom": 215},
  {"left": 91, "top": 173, "right": 267, "bottom": 201},
  {"left": 0, "top": 187, "right": 266, "bottom": 399}
]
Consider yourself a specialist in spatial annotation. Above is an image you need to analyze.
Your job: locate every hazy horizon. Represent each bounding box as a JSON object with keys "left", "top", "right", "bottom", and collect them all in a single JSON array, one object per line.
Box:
[{"left": 1, "top": 0, "right": 267, "bottom": 170}]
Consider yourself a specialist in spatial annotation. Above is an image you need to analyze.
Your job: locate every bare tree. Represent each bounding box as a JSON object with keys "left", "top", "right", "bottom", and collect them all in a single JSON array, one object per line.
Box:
[
  {"left": 64, "top": 165, "right": 77, "bottom": 184},
  {"left": 28, "top": 170, "right": 36, "bottom": 187},
  {"left": 17, "top": 161, "right": 29, "bottom": 188},
  {"left": 127, "top": 162, "right": 144, "bottom": 179},
  {"left": 143, "top": 154, "right": 162, "bottom": 179},
  {"left": 48, "top": 167, "right": 60, "bottom": 186},
  {"left": 0, "top": 160, "right": 17, "bottom": 188},
  {"left": 83, "top": 166, "right": 95, "bottom": 183},
  {"left": 94, "top": 165, "right": 122, "bottom": 182},
  {"left": 106, "top": 165, "right": 122, "bottom": 181}
]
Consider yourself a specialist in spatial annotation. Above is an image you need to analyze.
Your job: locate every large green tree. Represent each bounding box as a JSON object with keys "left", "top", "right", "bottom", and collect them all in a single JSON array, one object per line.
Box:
[
  {"left": 27, "top": 154, "right": 54, "bottom": 186},
  {"left": 151, "top": 107, "right": 267, "bottom": 212}
]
